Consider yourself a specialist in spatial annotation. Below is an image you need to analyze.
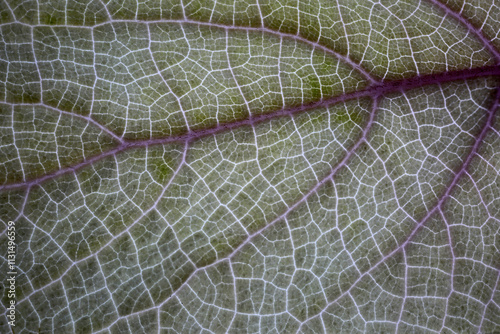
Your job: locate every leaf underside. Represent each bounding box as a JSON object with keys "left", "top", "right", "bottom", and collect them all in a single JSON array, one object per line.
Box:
[{"left": 1, "top": 0, "right": 500, "bottom": 333}]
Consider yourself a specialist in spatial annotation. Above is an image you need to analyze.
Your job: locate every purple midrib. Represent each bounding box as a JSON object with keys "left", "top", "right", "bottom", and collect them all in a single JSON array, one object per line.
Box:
[{"left": 2, "top": 64, "right": 500, "bottom": 192}]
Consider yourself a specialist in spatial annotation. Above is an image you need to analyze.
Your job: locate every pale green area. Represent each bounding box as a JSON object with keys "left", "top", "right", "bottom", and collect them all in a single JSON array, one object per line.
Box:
[
  {"left": 0, "top": 103, "right": 118, "bottom": 184},
  {"left": 34, "top": 27, "right": 95, "bottom": 115},
  {"left": 5, "top": 0, "right": 109, "bottom": 25},
  {"left": 106, "top": 0, "right": 184, "bottom": 20},
  {"left": 156, "top": 100, "right": 370, "bottom": 267},
  {"left": 0, "top": 24, "right": 41, "bottom": 104},
  {"left": 443, "top": 0, "right": 500, "bottom": 51},
  {"left": 370, "top": 78, "right": 497, "bottom": 220}
]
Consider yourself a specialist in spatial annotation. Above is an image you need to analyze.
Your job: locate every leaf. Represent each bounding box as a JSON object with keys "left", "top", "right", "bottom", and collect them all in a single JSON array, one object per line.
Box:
[{"left": 1, "top": 0, "right": 500, "bottom": 333}]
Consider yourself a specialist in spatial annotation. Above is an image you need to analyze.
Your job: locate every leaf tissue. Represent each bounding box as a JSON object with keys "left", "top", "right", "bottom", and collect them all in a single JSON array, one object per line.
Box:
[{"left": 1, "top": 0, "right": 500, "bottom": 332}]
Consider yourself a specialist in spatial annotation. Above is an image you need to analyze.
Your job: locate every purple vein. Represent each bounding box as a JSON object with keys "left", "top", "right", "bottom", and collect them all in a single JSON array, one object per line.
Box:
[
  {"left": 298, "top": 86, "right": 500, "bottom": 329},
  {"left": 2, "top": 2, "right": 499, "bottom": 327},
  {"left": 11, "top": 142, "right": 190, "bottom": 308},
  {"left": 17, "top": 18, "right": 377, "bottom": 84},
  {"left": 123, "top": 19, "right": 378, "bottom": 84},
  {"left": 93, "top": 96, "right": 380, "bottom": 324},
  {"left": 1, "top": 65, "right": 499, "bottom": 192},
  {"left": 478, "top": 270, "right": 500, "bottom": 333},
  {"left": 426, "top": 0, "right": 500, "bottom": 63},
  {"left": 22, "top": 103, "right": 123, "bottom": 143},
  {"left": 9, "top": 96, "right": 379, "bottom": 326}
]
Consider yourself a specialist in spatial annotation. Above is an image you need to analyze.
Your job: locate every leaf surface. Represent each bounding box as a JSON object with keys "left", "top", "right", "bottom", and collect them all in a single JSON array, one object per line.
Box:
[{"left": 1, "top": 0, "right": 500, "bottom": 333}]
